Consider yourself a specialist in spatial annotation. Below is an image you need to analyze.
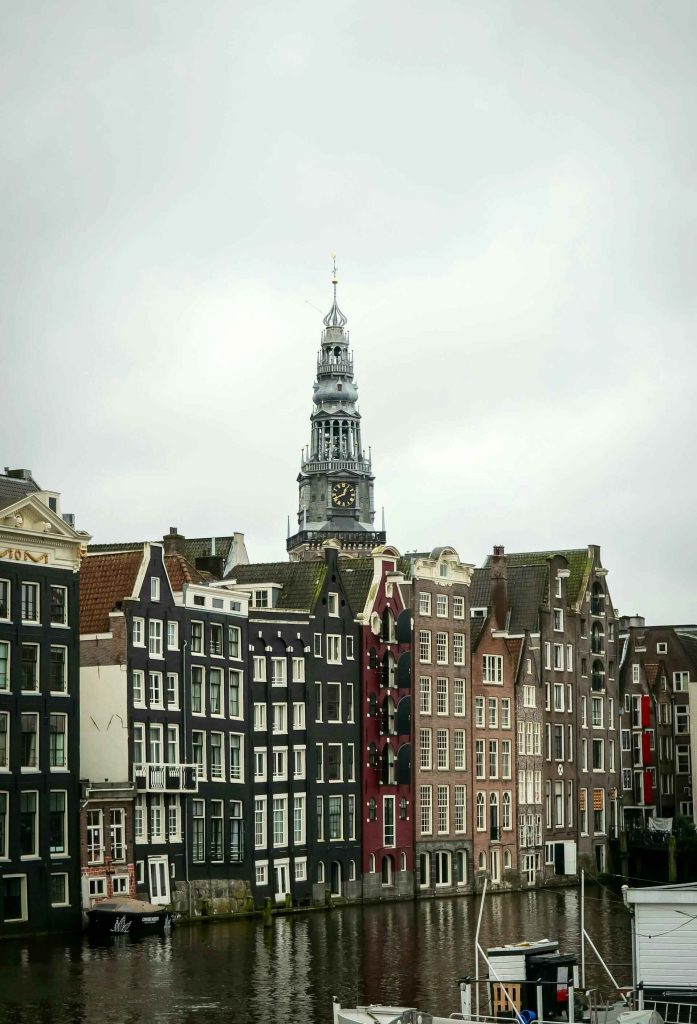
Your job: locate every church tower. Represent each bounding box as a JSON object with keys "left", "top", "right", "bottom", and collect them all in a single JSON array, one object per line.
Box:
[{"left": 287, "top": 261, "right": 386, "bottom": 561}]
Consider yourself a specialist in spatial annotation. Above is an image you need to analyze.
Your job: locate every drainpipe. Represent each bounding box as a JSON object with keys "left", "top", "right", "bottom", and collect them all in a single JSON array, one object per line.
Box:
[
  {"left": 651, "top": 693, "right": 663, "bottom": 816},
  {"left": 182, "top": 638, "right": 192, "bottom": 920}
]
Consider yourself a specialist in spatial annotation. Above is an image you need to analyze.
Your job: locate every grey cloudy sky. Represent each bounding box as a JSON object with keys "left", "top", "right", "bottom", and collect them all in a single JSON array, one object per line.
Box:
[{"left": 3, "top": 1, "right": 696, "bottom": 623}]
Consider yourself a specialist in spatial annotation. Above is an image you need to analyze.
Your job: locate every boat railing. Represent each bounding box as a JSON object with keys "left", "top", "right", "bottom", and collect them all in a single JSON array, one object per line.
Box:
[{"left": 643, "top": 998, "right": 697, "bottom": 1024}]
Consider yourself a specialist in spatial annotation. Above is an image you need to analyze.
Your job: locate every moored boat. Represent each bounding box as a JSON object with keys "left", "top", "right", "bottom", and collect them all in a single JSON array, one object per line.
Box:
[{"left": 86, "top": 897, "right": 174, "bottom": 936}]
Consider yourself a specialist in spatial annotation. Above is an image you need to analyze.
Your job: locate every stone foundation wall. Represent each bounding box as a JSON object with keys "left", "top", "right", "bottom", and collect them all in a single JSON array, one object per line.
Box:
[{"left": 171, "top": 877, "right": 252, "bottom": 917}]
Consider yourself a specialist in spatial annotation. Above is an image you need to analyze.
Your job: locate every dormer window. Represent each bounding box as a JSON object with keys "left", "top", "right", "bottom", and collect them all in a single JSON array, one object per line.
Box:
[{"left": 253, "top": 590, "right": 270, "bottom": 609}]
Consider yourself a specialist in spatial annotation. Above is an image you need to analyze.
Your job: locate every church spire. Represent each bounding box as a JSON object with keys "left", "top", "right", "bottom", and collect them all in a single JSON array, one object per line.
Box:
[
  {"left": 323, "top": 253, "right": 347, "bottom": 329},
  {"left": 286, "top": 260, "right": 385, "bottom": 561}
]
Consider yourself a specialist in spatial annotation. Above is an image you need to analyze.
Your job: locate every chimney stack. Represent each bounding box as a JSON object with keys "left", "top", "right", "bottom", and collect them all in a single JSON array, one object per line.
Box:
[
  {"left": 163, "top": 526, "right": 186, "bottom": 556},
  {"left": 490, "top": 544, "right": 508, "bottom": 630}
]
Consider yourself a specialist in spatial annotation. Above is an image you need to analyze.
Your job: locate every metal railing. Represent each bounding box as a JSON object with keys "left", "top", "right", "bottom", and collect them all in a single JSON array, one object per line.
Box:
[{"left": 134, "top": 763, "right": 199, "bottom": 793}]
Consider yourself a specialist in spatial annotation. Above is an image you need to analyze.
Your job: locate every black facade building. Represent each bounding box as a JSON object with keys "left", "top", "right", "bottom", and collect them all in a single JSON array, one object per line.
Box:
[
  {"left": 229, "top": 544, "right": 362, "bottom": 905},
  {"left": 0, "top": 469, "right": 89, "bottom": 936},
  {"left": 80, "top": 541, "right": 252, "bottom": 914}
]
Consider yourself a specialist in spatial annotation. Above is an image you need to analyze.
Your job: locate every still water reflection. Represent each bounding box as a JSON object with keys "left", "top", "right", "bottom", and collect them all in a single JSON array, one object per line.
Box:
[{"left": 0, "top": 889, "right": 631, "bottom": 1024}]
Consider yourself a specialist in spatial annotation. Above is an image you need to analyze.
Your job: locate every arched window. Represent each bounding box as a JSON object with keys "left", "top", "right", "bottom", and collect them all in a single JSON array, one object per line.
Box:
[
  {"left": 382, "top": 651, "right": 395, "bottom": 689},
  {"left": 400, "top": 851, "right": 407, "bottom": 872},
  {"left": 317, "top": 862, "right": 325, "bottom": 883},
  {"left": 476, "top": 792, "right": 485, "bottom": 831},
  {"left": 368, "top": 693, "right": 377, "bottom": 718},
  {"left": 591, "top": 621, "right": 604, "bottom": 656},
  {"left": 591, "top": 582, "right": 604, "bottom": 616},
  {"left": 381, "top": 855, "right": 394, "bottom": 886},
  {"left": 456, "top": 850, "right": 468, "bottom": 886},
  {"left": 502, "top": 792, "right": 511, "bottom": 831},
  {"left": 504, "top": 849, "right": 512, "bottom": 870},
  {"left": 381, "top": 608, "right": 395, "bottom": 643},
  {"left": 381, "top": 742, "right": 395, "bottom": 785},
  {"left": 478, "top": 852, "right": 486, "bottom": 871},
  {"left": 490, "top": 792, "right": 499, "bottom": 840},
  {"left": 419, "top": 851, "right": 431, "bottom": 888},
  {"left": 367, "top": 798, "right": 377, "bottom": 822},
  {"left": 381, "top": 695, "right": 396, "bottom": 735},
  {"left": 330, "top": 861, "right": 342, "bottom": 897},
  {"left": 368, "top": 743, "right": 378, "bottom": 768},
  {"left": 591, "top": 659, "right": 605, "bottom": 692},
  {"left": 369, "top": 853, "right": 376, "bottom": 873},
  {"left": 434, "top": 850, "right": 451, "bottom": 886},
  {"left": 348, "top": 860, "right": 356, "bottom": 881}
]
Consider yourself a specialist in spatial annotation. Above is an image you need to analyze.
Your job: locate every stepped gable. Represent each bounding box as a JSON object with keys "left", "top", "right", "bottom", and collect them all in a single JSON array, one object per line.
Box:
[{"left": 228, "top": 561, "right": 327, "bottom": 611}]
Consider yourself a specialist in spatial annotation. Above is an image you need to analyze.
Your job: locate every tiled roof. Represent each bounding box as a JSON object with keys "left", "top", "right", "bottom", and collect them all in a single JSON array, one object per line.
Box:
[
  {"left": 338, "top": 558, "right": 375, "bottom": 616},
  {"left": 228, "top": 562, "right": 327, "bottom": 611},
  {"left": 469, "top": 564, "right": 547, "bottom": 642},
  {"left": 80, "top": 551, "right": 143, "bottom": 634},
  {"left": 676, "top": 631, "right": 697, "bottom": 675},
  {"left": 89, "top": 535, "right": 239, "bottom": 570},
  {"left": 0, "top": 475, "right": 39, "bottom": 513},
  {"left": 644, "top": 662, "right": 660, "bottom": 686},
  {"left": 470, "top": 568, "right": 490, "bottom": 609},
  {"left": 164, "top": 554, "right": 210, "bottom": 591},
  {"left": 483, "top": 548, "right": 592, "bottom": 605}
]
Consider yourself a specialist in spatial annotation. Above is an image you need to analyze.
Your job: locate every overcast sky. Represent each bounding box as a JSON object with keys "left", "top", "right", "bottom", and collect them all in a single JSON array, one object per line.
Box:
[{"left": 3, "top": 1, "right": 696, "bottom": 624}]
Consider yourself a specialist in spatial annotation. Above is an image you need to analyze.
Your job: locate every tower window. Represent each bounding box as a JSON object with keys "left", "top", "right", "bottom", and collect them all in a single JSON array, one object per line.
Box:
[{"left": 337, "top": 383, "right": 342, "bottom": 391}]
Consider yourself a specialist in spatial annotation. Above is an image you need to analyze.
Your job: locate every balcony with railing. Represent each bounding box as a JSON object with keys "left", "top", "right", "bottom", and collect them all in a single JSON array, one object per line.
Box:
[
  {"left": 287, "top": 528, "right": 385, "bottom": 553},
  {"left": 317, "top": 354, "right": 353, "bottom": 376},
  {"left": 134, "top": 763, "right": 199, "bottom": 793}
]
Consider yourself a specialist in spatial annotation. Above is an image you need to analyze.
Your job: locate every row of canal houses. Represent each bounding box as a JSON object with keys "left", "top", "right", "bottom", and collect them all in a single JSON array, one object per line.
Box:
[{"left": 5, "top": 465, "right": 695, "bottom": 936}]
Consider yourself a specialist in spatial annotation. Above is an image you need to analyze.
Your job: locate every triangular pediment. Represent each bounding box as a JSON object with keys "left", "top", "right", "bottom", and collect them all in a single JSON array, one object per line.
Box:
[{"left": 0, "top": 493, "right": 90, "bottom": 571}]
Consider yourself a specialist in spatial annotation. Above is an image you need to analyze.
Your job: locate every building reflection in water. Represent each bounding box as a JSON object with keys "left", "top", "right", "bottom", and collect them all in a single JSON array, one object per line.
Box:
[{"left": 0, "top": 890, "right": 631, "bottom": 1024}]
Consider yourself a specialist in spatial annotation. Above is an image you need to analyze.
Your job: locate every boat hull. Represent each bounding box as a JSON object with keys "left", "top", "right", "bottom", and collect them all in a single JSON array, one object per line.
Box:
[{"left": 87, "top": 908, "right": 174, "bottom": 936}]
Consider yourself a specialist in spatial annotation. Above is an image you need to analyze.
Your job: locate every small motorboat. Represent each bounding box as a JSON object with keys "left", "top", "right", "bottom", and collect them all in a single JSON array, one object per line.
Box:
[{"left": 86, "top": 897, "right": 174, "bottom": 936}]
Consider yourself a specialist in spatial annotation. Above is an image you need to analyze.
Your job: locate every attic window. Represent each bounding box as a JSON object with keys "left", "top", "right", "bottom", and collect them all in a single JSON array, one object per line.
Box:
[
  {"left": 150, "top": 577, "right": 160, "bottom": 602},
  {"left": 439, "top": 563, "right": 448, "bottom": 578},
  {"left": 48, "top": 497, "right": 57, "bottom": 513},
  {"left": 193, "top": 595, "right": 205, "bottom": 607}
]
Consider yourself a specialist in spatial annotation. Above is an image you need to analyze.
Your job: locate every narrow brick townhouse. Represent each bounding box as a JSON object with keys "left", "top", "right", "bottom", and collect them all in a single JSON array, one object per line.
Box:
[
  {"left": 407, "top": 547, "right": 473, "bottom": 896},
  {"left": 343, "top": 546, "right": 413, "bottom": 899}
]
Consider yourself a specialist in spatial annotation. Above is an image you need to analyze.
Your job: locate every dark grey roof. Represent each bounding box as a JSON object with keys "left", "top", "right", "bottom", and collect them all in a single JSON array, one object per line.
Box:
[
  {"left": 483, "top": 548, "right": 592, "bottom": 604},
  {"left": 676, "top": 631, "right": 697, "bottom": 675},
  {"left": 470, "top": 568, "right": 490, "bottom": 609},
  {"left": 469, "top": 564, "right": 547, "bottom": 638},
  {"left": 337, "top": 558, "right": 374, "bottom": 617},
  {"left": 0, "top": 474, "right": 39, "bottom": 514},
  {"left": 228, "top": 562, "right": 327, "bottom": 611},
  {"left": 89, "top": 536, "right": 238, "bottom": 565}
]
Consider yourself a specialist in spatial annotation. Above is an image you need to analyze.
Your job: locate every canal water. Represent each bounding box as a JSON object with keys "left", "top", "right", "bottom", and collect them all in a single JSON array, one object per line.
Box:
[{"left": 0, "top": 888, "right": 632, "bottom": 1024}]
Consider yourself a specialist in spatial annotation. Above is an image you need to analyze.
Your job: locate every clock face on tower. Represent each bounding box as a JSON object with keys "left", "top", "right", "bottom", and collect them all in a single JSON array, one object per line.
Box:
[{"left": 331, "top": 481, "right": 356, "bottom": 508}]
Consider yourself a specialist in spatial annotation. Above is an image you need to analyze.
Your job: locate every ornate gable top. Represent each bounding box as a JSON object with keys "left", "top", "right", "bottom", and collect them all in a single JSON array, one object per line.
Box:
[{"left": 323, "top": 255, "right": 347, "bottom": 329}]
